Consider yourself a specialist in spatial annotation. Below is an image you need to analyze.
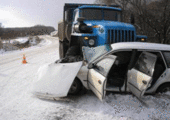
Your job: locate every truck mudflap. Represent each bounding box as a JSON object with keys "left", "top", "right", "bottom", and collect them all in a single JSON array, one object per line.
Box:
[{"left": 33, "top": 61, "right": 83, "bottom": 97}]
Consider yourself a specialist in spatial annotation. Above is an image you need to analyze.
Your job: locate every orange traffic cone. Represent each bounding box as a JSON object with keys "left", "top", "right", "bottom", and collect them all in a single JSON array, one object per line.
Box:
[{"left": 22, "top": 54, "right": 27, "bottom": 64}]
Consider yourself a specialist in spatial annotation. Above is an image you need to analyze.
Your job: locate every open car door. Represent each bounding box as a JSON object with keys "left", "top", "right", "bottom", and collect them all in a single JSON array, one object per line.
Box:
[
  {"left": 87, "top": 55, "right": 117, "bottom": 101},
  {"left": 127, "top": 52, "right": 157, "bottom": 99}
]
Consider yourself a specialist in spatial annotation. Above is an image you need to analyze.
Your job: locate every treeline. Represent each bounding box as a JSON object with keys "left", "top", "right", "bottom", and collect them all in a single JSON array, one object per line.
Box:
[
  {"left": 95, "top": 0, "right": 170, "bottom": 44},
  {"left": 0, "top": 25, "right": 55, "bottom": 39}
]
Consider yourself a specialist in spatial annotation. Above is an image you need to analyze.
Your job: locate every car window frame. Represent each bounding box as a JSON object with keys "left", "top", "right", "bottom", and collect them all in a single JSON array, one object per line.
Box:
[
  {"left": 92, "top": 48, "right": 167, "bottom": 68},
  {"left": 93, "top": 55, "right": 116, "bottom": 77},
  {"left": 161, "top": 51, "right": 170, "bottom": 68},
  {"left": 99, "top": 48, "right": 167, "bottom": 69},
  {"left": 133, "top": 52, "right": 157, "bottom": 77},
  {"left": 131, "top": 50, "right": 166, "bottom": 76}
]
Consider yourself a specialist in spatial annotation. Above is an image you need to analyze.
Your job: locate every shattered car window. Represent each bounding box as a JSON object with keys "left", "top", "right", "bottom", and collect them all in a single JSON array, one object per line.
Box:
[
  {"left": 82, "top": 45, "right": 112, "bottom": 63},
  {"left": 134, "top": 52, "right": 157, "bottom": 76}
]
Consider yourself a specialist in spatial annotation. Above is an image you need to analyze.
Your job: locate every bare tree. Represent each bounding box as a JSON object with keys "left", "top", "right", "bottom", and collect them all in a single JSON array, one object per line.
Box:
[
  {"left": 129, "top": 0, "right": 170, "bottom": 43},
  {"left": 95, "top": 0, "right": 170, "bottom": 44},
  {"left": 95, "top": 0, "right": 116, "bottom": 5}
]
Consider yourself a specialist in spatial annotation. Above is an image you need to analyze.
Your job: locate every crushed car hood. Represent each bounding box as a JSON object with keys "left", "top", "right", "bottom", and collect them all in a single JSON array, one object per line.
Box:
[{"left": 33, "top": 61, "right": 83, "bottom": 97}]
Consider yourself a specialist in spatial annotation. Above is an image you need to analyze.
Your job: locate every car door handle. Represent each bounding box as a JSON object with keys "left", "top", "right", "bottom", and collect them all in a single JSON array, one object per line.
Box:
[
  {"left": 142, "top": 80, "right": 147, "bottom": 85},
  {"left": 161, "top": 73, "right": 166, "bottom": 77},
  {"left": 98, "top": 80, "right": 102, "bottom": 84}
]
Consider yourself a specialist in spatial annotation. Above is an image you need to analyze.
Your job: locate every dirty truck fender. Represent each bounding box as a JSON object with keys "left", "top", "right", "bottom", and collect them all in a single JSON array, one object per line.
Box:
[{"left": 33, "top": 61, "right": 83, "bottom": 97}]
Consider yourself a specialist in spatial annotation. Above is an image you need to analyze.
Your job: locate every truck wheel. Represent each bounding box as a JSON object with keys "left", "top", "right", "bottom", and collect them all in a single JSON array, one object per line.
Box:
[
  {"left": 69, "top": 78, "right": 82, "bottom": 95},
  {"left": 59, "top": 41, "right": 67, "bottom": 58},
  {"left": 156, "top": 83, "right": 170, "bottom": 93}
]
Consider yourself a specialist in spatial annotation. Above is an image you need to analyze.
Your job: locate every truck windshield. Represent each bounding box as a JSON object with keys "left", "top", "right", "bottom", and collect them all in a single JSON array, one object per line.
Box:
[{"left": 81, "top": 8, "right": 121, "bottom": 21}]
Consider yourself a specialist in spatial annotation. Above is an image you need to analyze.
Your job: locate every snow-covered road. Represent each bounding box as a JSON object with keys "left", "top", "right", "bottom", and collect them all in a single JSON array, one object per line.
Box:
[{"left": 0, "top": 35, "right": 170, "bottom": 120}]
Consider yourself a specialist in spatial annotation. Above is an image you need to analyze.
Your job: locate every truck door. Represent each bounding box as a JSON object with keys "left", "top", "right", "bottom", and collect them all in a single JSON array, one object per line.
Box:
[
  {"left": 88, "top": 55, "right": 117, "bottom": 101},
  {"left": 127, "top": 52, "right": 157, "bottom": 99}
]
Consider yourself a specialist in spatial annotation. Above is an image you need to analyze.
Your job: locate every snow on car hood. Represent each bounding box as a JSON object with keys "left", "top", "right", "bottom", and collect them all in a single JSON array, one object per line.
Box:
[{"left": 33, "top": 61, "right": 83, "bottom": 97}]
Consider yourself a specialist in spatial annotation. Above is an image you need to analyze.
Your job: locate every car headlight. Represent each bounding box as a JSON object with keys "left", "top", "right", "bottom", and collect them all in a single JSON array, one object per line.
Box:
[{"left": 89, "top": 39, "right": 95, "bottom": 46}]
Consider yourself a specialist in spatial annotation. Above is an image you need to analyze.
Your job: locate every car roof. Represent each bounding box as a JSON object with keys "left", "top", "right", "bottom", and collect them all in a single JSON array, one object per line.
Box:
[{"left": 110, "top": 42, "right": 170, "bottom": 52}]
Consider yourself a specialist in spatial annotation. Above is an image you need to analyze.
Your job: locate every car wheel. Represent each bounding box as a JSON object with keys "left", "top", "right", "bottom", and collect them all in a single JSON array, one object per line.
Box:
[
  {"left": 157, "top": 83, "right": 170, "bottom": 93},
  {"left": 69, "top": 78, "right": 82, "bottom": 95}
]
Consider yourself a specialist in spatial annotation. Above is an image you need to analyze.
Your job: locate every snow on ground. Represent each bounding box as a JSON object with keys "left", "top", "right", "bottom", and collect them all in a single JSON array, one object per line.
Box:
[
  {"left": 15, "top": 37, "right": 29, "bottom": 44},
  {"left": 0, "top": 36, "right": 51, "bottom": 54},
  {"left": 0, "top": 35, "right": 170, "bottom": 120},
  {"left": 2, "top": 37, "right": 29, "bottom": 44}
]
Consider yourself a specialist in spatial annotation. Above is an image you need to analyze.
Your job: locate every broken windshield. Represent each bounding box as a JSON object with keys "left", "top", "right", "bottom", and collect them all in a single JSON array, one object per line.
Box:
[
  {"left": 80, "top": 8, "right": 122, "bottom": 21},
  {"left": 82, "top": 45, "right": 112, "bottom": 63}
]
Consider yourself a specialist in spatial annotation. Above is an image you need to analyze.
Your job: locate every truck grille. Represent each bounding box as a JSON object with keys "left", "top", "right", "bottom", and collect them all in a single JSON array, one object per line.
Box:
[{"left": 107, "top": 29, "right": 135, "bottom": 44}]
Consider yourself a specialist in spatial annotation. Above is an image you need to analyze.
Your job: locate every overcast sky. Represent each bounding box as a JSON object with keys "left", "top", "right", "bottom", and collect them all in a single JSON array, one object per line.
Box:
[{"left": 0, "top": 0, "right": 95, "bottom": 29}]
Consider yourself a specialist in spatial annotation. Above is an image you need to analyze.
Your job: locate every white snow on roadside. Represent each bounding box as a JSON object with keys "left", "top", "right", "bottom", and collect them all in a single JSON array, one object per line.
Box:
[
  {"left": 15, "top": 37, "right": 29, "bottom": 44},
  {"left": 0, "top": 36, "right": 170, "bottom": 120},
  {"left": 0, "top": 37, "right": 51, "bottom": 55},
  {"left": 0, "top": 49, "right": 5, "bottom": 54}
]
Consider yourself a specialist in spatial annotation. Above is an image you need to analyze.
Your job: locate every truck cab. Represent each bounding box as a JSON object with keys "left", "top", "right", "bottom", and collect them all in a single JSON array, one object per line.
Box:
[{"left": 58, "top": 3, "right": 147, "bottom": 58}]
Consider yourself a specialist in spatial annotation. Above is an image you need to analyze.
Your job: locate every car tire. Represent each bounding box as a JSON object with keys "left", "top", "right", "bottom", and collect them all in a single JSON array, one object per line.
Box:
[
  {"left": 69, "top": 78, "right": 82, "bottom": 95},
  {"left": 156, "top": 83, "right": 170, "bottom": 93}
]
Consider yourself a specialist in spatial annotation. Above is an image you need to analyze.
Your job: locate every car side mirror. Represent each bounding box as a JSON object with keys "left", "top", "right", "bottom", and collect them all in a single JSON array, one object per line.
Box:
[{"left": 88, "top": 63, "right": 95, "bottom": 69}]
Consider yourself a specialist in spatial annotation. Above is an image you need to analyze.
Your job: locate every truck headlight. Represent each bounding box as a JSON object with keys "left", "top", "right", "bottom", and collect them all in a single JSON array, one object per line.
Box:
[
  {"left": 141, "top": 38, "right": 145, "bottom": 42},
  {"left": 89, "top": 39, "right": 95, "bottom": 46}
]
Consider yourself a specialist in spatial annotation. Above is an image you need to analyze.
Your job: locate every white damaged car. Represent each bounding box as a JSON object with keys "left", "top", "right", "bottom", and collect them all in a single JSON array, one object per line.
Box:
[{"left": 33, "top": 42, "right": 170, "bottom": 101}]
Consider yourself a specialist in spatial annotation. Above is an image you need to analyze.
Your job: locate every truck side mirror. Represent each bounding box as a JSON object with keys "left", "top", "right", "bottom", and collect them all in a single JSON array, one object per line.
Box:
[{"left": 130, "top": 14, "right": 135, "bottom": 25}]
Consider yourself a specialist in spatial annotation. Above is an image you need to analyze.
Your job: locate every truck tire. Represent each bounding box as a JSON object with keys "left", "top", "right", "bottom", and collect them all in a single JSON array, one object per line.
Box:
[
  {"left": 59, "top": 41, "right": 67, "bottom": 59},
  {"left": 69, "top": 78, "right": 82, "bottom": 95}
]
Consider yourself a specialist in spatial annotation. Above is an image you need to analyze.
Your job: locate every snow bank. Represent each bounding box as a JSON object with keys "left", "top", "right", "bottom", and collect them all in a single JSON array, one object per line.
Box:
[
  {"left": 15, "top": 37, "right": 29, "bottom": 44},
  {"left": 0, "top": 37, "right": 51, "bottom": 55},
  {"left": 37, "top": 39, "right": 52, "bottom": 47},
  {"left": 0, "top": 49, "right": 5, "bottom": 54}
]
